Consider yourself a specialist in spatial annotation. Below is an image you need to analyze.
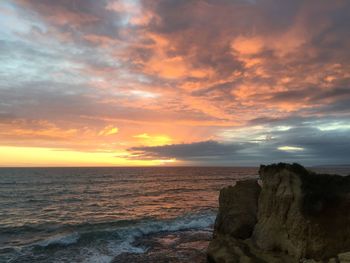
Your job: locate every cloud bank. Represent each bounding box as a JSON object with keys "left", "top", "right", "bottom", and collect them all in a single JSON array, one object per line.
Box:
[{"left": 129, "top": 127, "right": 350, "bottom": 165}]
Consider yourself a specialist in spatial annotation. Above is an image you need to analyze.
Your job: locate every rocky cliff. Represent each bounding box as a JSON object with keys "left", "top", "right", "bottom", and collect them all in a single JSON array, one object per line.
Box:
[
  {"left": 213, "top": 179, "right": 261, "bottom": 240},
  {"left": 207, "top": 163, "right": 350, "bottom": 263}
]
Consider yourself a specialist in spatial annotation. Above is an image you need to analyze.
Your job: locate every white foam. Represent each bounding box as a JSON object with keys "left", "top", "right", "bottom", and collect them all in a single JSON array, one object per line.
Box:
[
  {"left": 108, "top": 238, "right": 146, "bottom": 255},
  {"left": 36, "top": 232, "right": 80, "bottom": 247},
  {"left": 32, "top": 212, "right": 215, "bottom": 263},
  {"left": 79, "top": 239, "right": 145, "bottom": 263},
  {"left": 81, "top": 212, "right": 215, "bottom": 263},
  {"left": 132, "top": 212, "right": 216, "bottom": 236},
  {"left": 82, "top": 250, "right": 113, "bottom": 263}
]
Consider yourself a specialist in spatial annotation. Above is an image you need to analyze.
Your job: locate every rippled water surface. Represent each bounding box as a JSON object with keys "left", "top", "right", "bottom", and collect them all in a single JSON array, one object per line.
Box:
[
  {"left": 0, "top": 167, "right": 258, "bottom": 262},
  {"left": 1, "top": 166, "right": 348, "bottom": 262}
]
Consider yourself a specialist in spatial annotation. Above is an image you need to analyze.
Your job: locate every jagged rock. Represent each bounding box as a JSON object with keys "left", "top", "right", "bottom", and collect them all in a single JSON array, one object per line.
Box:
[
  {"left": 208, "top": 234, "right": 297, "bottom": 263},
  {"left": 213, "top": 179, "right": 261, "bottom": 239},
  {"left": 208, "top": 163, "right": 350, "bottom": 263},
  {"left": 207, "top": 235, "right": 254, "bottom": 263},
  {"left": 208, "top": 179, "right": 261, "bottom": 263},
  {"left": 253, "top": 163, "right": 350, "bottom": 260}
]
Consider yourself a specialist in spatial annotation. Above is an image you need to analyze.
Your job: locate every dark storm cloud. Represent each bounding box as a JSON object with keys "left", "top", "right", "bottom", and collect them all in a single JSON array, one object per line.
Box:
[
  {"left": 128, "top": 127, "right": 350, "bottom": 165},
  {"left": 129, "top": 140, "right": 255, "bottom": 161},
  {"left": 269, "top": 127, "right": 350, "bottom": 164},
  {"left": 248, "top": 115, "right": 350, "bottom": 130},
  {"left": 315, "top": 99, "right": 350, "bottom": 115},
  {"left": 266, "top": 87, "right": 350, "bottom": 104}
]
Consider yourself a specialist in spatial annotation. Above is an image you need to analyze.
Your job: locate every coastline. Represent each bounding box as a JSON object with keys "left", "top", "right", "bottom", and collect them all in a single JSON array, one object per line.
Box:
[{"left": 207, "top": 163, "right": 350, "bottom": 263}]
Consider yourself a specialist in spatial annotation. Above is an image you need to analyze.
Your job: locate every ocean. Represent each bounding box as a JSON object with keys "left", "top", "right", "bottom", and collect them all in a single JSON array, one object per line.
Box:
[
  {"left": 0, "top": 167, "right": 259, "bottom": 263},
  {"left": 1, "top": 166, "right": 349, "bottom": 263}
]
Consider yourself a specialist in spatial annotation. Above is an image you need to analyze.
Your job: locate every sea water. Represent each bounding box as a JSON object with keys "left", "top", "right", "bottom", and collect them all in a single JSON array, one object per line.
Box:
[
  {"left": 0, "top": 166, "right": 348, "bottom": 262},
  {"left": 0, "top": 167, "right": 258, "bottom": 262}
]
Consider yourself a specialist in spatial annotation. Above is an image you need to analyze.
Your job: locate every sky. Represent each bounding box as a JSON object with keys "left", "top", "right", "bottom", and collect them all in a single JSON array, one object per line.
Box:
[{"left": 0, "top": 0, "right": 350, "bottom": 166}]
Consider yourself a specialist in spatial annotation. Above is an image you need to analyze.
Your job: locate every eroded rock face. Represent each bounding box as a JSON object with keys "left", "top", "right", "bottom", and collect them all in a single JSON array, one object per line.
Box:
[
  {"left": 214, "top": 179, "right": 261, "bottom": 240},
  {"left": 208, "top": 163, "right": 350, "bottom": 263},
  {"left": 253, "top": 163, "right": 350, "bottom": 260},
  {"left": 207, "top": 179, "right": 264, "bottom": 263}
]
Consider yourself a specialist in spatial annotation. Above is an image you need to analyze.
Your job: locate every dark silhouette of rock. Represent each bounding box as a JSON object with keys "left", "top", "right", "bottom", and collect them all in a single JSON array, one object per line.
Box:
[
  {"left": 207, "top": 163, "right": 350, "bottom": 263},
  {"left": 213, "top": 179, "right": 261, "bottom": 240}
]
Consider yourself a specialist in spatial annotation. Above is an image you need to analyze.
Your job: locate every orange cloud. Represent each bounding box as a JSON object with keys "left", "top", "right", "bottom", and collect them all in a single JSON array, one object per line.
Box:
[
  {"left": 133, "top": 133, "right": 172, "bottom": 146},
  {"left": 231, "top": 36, "right": 264, "bottom": 55},
  {"left": 98, "top": 125, "right": 119, "bottom": 136}
]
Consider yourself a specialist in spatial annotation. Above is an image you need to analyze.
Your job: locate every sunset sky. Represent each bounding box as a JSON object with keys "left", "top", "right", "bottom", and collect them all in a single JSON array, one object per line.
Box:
[{"left": 0, "top": 0, "right": 350, "bottom": 166}]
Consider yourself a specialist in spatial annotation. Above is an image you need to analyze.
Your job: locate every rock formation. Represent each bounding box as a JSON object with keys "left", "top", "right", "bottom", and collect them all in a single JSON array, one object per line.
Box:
[
  {"left": 207, "top": 163, "right": 350, "bottom": 263},
  {"left": 213, "top": 179, "right": 261, "bottom": 240}
]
